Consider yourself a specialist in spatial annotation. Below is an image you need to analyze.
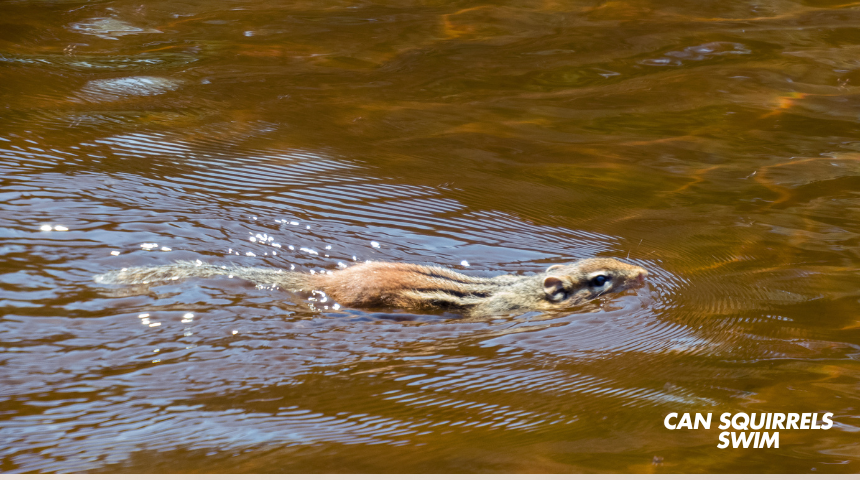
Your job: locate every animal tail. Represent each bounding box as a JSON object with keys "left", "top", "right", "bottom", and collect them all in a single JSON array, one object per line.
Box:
[{"left": 93, "top": 260, "right": 308, "bottom": 289}]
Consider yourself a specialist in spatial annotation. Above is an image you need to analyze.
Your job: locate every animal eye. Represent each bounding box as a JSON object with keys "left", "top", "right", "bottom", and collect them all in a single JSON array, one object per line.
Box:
[{"left": 590, "top": 275, "right": 607, "bottom": 287}]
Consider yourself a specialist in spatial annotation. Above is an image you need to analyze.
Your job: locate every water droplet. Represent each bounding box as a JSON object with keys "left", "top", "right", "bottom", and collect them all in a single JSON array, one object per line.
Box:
[
  {"left": 40, "top": 225, "right": 52, "bottom": 231},
  {"left": 111, "top": 251, "right": 121, "bottom": 256}
]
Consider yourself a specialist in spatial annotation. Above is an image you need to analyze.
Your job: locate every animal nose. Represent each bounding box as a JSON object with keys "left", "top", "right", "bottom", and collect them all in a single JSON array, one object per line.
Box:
[{"left": 637, "top": 271, "right": 648, "bottom": 284}]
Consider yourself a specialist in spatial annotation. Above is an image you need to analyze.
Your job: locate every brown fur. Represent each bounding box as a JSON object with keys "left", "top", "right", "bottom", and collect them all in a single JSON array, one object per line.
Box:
[{"left": 95, "top": 258, "right": 648, "bottom": 316}]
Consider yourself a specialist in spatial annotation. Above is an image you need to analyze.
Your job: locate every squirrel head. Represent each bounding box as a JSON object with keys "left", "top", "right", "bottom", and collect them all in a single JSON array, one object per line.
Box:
[{"left": 542, "top": 258, "right": 648, "bottom": 304}]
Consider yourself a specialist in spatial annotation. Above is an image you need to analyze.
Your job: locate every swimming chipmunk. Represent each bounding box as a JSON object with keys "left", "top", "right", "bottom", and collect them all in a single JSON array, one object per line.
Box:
[{"left": 94, "top": 258, "right": 648, "bottom": 316}]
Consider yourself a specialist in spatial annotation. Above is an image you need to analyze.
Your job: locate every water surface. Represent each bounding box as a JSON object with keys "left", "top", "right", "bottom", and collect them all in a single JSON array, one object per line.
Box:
[{"left": 1, "top": 0, "right": 859, "bottom": 473}]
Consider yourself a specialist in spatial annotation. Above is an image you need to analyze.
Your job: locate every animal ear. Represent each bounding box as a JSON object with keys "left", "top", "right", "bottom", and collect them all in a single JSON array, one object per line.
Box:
[
  {"left": 546, "top": 264, "right": 565, "bottom": 272},
  {"left": 543, "top": 276, "right": 566, "bottom": 300}
]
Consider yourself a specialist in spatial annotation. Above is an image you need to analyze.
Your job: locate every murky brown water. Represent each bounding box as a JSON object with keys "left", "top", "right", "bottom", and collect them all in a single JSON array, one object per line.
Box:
[{"left": 2, "top": 0, "right": 860, "bottom": 473}]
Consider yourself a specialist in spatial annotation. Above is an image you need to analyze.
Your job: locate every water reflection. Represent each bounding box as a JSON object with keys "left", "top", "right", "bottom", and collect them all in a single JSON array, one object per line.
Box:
[
  {"left": 77, "top": 76, "right": 182, "bottom": 102},
  {"left": 68, "top": 17, "right": 161, "bottom": 40}
]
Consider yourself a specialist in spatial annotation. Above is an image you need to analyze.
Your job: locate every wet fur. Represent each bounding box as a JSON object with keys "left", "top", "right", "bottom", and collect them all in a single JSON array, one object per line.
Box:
[{"left": 94, "top": 259, "right": 647, "bottom": 316}]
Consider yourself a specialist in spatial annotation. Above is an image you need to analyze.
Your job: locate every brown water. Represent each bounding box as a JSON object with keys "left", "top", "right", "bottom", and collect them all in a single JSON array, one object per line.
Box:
[{"left": 2, "top": 0, "right": 860, "bottom": 474}]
